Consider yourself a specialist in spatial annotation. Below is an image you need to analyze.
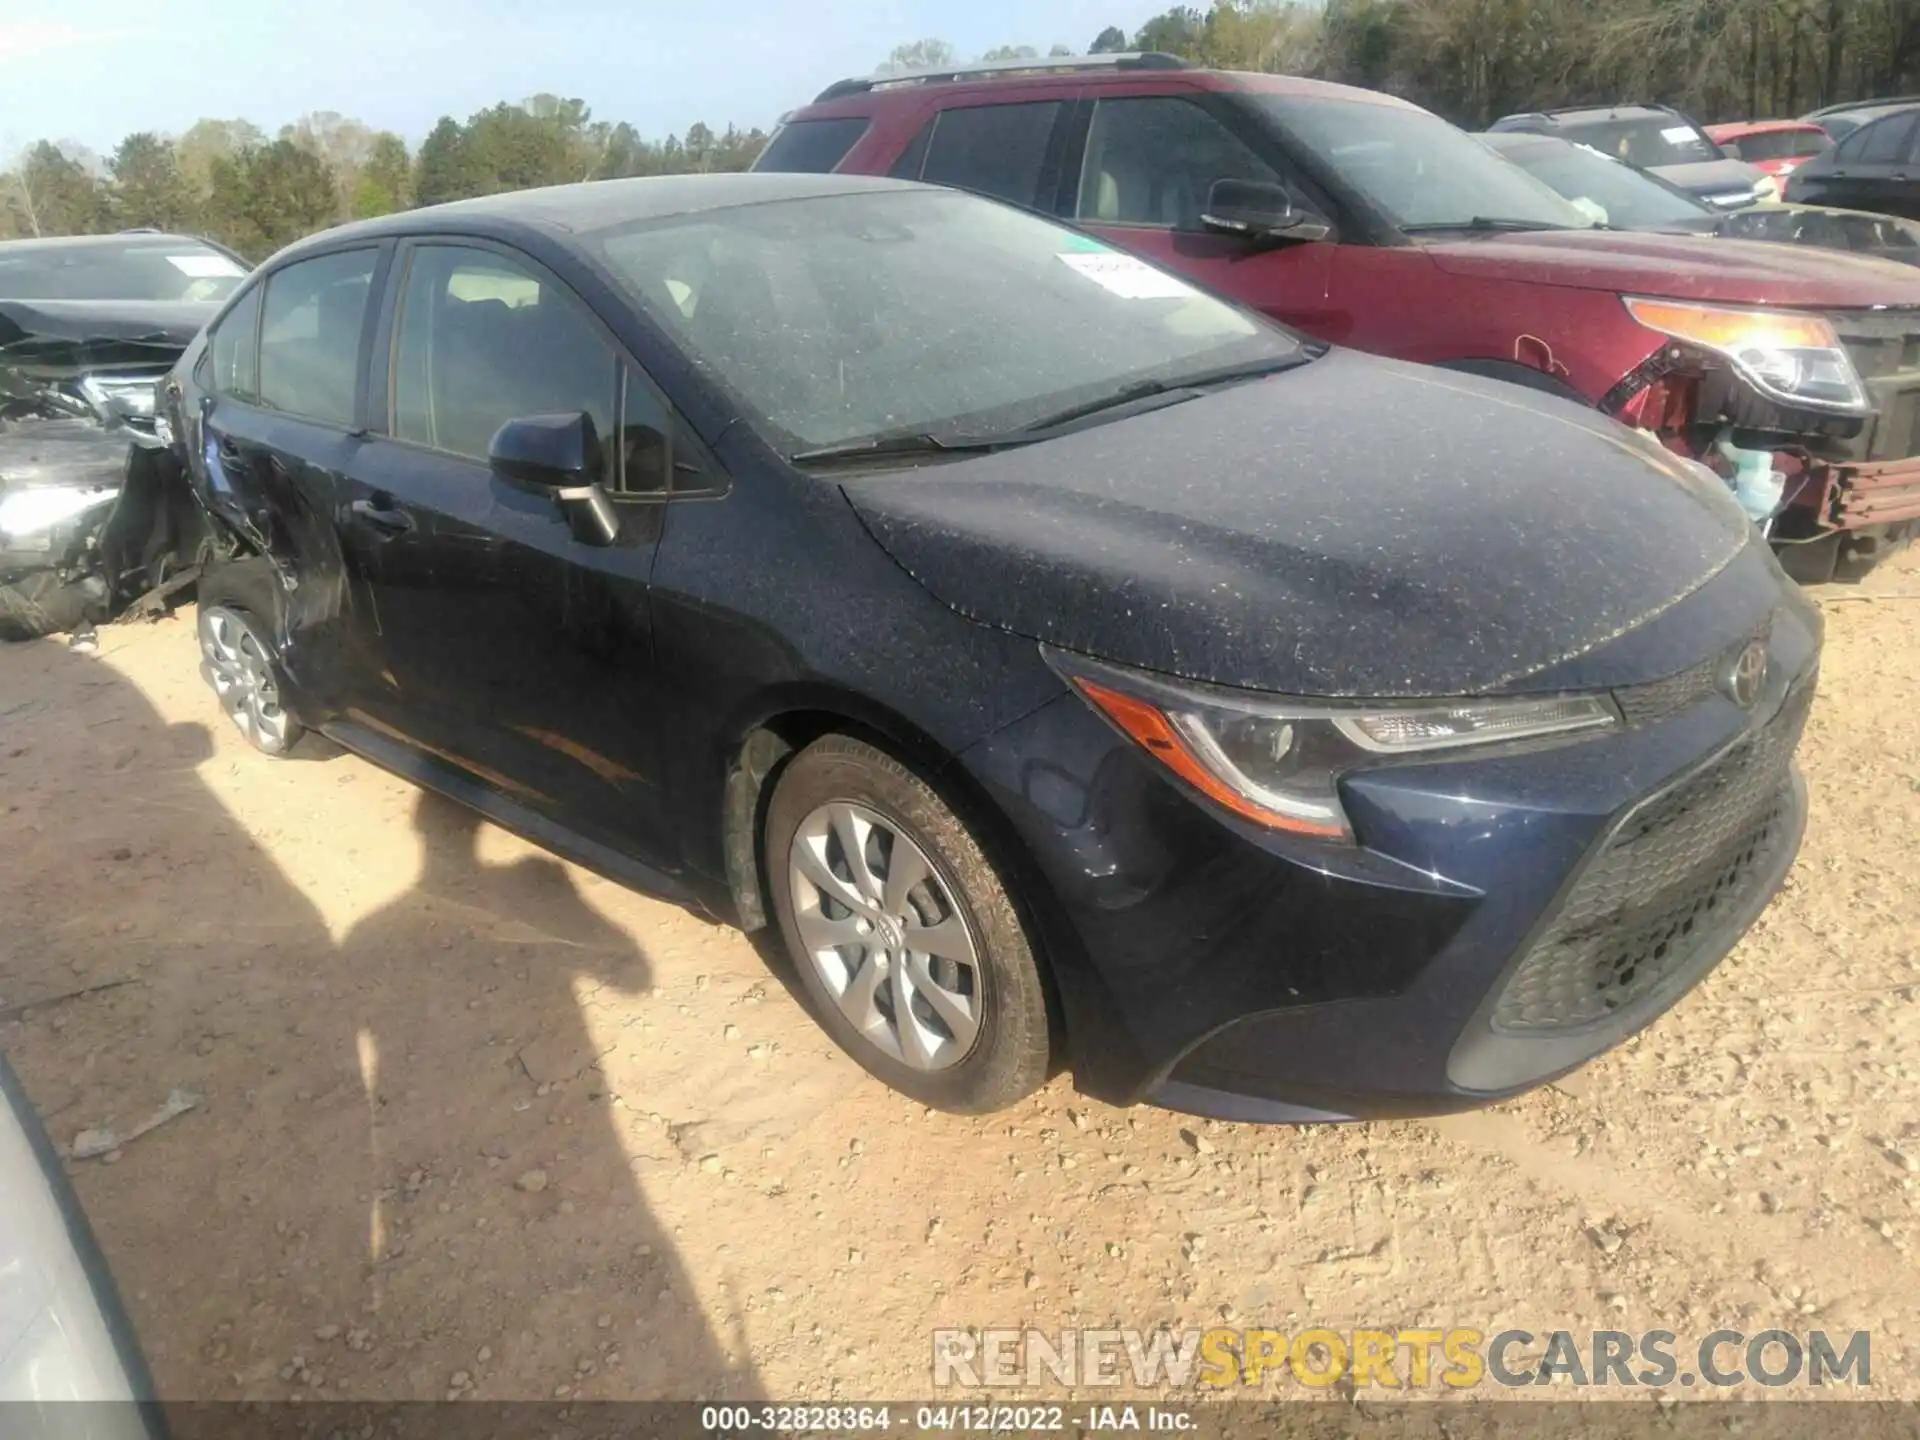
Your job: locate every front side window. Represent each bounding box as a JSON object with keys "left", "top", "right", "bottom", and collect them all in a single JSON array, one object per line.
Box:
[
  {"left": 208, "top": 285, "right": 262, "bottom": 401},
  {"left": 1076, "top": 97, "right": 1281, "bottom": 228},
  {"left": 1554, "top": 116, "right": 1719, "bottom": 167},
  {"left": 0, "top": 240, "right": 246, "bottom": 303},
  {"left": 391, "top": 245, "right": 619, "bottom": 475},
  {"left": 1258, "top": 94, "right": 1593, "bottom": 232},
  {"left": 589, "top": 188, "right": 1302, "bottom": 453},
  {"left": 257, "top": 250, "right": 378, "bottom": 428},
  {"left": 918, "top": 102, "right": 1062, "bottom": 208},
  {"left": 752, "top": 117, "right": 871, "bottom": 174}
]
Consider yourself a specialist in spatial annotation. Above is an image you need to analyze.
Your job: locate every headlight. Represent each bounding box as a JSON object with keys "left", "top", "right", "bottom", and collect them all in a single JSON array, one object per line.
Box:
[
  {"left": 1624, "top": 296, "right": 1868, "bottom": 414},
  {"left": 1047, "top": 650, "right": 1619, "bottom": 842},
  {"left": 0, "top": 486, "right": 115, "bottom": 540}
]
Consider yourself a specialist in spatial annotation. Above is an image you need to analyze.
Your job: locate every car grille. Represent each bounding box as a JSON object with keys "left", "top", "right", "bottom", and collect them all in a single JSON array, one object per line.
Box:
[
  {"left": 1831, "top": 310, "right": 1920, "bottom": 464},
  {"left": 1611, "top": 619, "right": 1770, "bottom": 727},
  {"left": 1491, "top": 681, "right": 1811, "bottom": 1034}
]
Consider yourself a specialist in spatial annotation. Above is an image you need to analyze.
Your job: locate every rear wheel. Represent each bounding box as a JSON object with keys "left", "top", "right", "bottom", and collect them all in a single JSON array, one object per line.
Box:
[
  {"left": 195, "top": 558, "right": 305, "bottom": 757},
  {"left": 764, "top": 734, "right": 1051, "bottom": 1113}
]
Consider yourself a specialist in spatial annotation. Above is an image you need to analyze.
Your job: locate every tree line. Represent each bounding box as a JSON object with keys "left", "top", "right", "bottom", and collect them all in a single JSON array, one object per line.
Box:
[
  {"left": 1, "top": 100, "right": 771, "bottom": 259},
  {"left": 7, "top": 4, "right": 1916, "bottom": 260},
  {"left": 1088, "top": 0, "right": 1919, "bottom": 130}
]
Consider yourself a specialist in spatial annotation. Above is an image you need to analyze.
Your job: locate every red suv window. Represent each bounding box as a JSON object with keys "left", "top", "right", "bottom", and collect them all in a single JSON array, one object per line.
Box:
[
  {"left": 753, "top": 117, "right": 870, "bottom": 174},
  {"left": 908, "top": 102, "right": 1063, "bottom": 209}
]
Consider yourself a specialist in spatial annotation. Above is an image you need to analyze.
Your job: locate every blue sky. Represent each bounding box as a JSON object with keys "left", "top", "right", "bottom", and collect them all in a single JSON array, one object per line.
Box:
[{"left": 0, "top": 1, "right": 1165, "bottom": 158}]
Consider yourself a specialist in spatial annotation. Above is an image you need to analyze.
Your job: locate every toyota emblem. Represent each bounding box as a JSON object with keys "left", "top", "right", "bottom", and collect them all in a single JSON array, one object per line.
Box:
[{"left": 1724, "top": 639, "right": 1768, "bottom": 710}]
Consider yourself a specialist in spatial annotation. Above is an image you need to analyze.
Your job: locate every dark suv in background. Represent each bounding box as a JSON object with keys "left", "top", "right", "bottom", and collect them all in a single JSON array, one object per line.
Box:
[
  {"left": 1786, "top": 105, "right": 1920, "bottom": 220},
  {"left": 760, "top": 55, "right": 1920, "bottom": 582},
  {"left": 1487, "top": 103, "right": 1773, "bottom": 208}
]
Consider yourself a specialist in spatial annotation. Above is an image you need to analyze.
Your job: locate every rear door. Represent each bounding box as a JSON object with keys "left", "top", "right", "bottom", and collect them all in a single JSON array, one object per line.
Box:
[
  {"left": 197, "top": 246, "right": 387, "bottom": 718},
  {"left": 1062, "top": 88, "right": 1339, "bottom": 334},
  {"left": 333, "top": 238, "right": 681, "bottom": 864}
]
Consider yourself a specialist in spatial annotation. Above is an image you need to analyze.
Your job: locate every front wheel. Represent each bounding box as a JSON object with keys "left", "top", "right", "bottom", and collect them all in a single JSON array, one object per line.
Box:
[{"left": 764, "top": 735, "right": 1052, "bottom": 1113}]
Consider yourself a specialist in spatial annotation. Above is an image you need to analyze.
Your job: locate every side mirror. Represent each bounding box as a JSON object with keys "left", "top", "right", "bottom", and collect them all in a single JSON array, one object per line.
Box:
[
  {"left": 488, "top": 411, "right": 619, "bottom": 546},
  {"left": 1200, "top": 179, "right": 1332, "bottom": 244}
]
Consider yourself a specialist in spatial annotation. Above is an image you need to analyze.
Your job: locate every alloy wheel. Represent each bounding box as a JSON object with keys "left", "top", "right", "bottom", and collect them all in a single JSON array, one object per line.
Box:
[
  {"left": 197, "top": 605, "right": 294, "bottom": 754},
  {"left": 787, "top": 801, "right": 983, "bottom": 1072}
]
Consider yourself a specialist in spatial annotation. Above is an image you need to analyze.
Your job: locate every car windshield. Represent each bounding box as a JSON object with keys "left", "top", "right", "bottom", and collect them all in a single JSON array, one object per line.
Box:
[
  {"left": 587, "top": 188, "right": 1306, "bottom": 452},
  {"left": 0, "top": 240, "right": 246, "bottom": 302},
  {"left": 1493, "top": 139, "right": 1709, "bottom": 229},
  {"left": 1253, "top": 95, "right": 1594, "bottom": 232},
  {"left": 1553, "top": 116, "right": 1720, "bottom": 167}
]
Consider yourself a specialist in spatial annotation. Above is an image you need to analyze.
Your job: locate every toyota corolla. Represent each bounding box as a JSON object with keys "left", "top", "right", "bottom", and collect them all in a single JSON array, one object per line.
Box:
[{"left": 161, "top": 173, "right": 1819, "bottom": 1121}]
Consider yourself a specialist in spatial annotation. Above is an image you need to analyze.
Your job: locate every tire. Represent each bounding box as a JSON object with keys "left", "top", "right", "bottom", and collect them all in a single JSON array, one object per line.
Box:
[
  {"left": 0, "top": 571, "right": 97, "bottom": 642},
  {"left": 195, "top": 556, "right": 306, "bottom": 757},
  {"left": 764, "top": 734, "right": 1051, "bottom": 1113}
]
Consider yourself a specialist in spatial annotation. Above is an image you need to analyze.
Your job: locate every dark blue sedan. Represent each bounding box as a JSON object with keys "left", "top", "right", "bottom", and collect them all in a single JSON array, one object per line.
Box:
[{"left": 160, "top": 173, "right": 1818, "bottom": 1121}]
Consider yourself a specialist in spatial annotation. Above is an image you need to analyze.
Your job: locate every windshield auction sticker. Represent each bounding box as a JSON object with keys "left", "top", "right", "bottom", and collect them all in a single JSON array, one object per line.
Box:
[{"left": 1055, "top": 252, "right": 1196, "bottom": 300}]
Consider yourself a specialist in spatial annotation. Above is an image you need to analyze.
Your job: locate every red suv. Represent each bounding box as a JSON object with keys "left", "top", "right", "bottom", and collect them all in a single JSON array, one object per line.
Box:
[{"left": 758, "top": 55, "right": 1920, "bottom": 582}]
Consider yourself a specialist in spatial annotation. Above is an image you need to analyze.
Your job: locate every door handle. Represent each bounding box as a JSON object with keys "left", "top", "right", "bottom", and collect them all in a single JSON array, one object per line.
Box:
[{"left": 347, "top": 497, "right": 415, "bottom": 536}]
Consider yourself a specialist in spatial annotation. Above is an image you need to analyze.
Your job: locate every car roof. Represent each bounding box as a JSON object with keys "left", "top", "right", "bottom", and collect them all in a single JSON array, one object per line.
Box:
[
  {"left": 1499, "top": 103, "right": 1681, "bottom": 127},
  {"left": 1706, "top": 119, "right": 1824, "bottom": 138},
  {"left": 273, "top": 172, "right": 930, "bottom": 258},
  {"left": 0, "top": 231, "right": 219, "bottom": 254},
  {"left": 789, "top": 63, "right": 1414, "bottom": 119},
  {"left": 1805, "top": 95, "right": 1920, "bottom": 119}
]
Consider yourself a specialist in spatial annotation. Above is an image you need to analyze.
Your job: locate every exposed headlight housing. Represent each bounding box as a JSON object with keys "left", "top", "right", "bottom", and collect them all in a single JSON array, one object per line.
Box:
[
  {"left": 78, "top": 374, "right": 157, "bottom": 419},
  {"left": 1047, "top": 650, "right": 1619, "bottom": 843},
  {"left": 1625, "top": 297, "right": 1869, "bottom": 415}
]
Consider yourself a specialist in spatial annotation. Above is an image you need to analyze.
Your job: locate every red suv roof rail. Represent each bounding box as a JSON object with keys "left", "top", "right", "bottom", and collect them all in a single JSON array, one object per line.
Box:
[{"left": 813, "top": 51, "right": 1189, "bottom": 104}]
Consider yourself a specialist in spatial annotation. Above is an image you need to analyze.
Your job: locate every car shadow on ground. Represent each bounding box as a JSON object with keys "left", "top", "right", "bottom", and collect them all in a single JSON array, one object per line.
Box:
[{"left": 0, "top": 639, "right": 757, "bottom": 1402}]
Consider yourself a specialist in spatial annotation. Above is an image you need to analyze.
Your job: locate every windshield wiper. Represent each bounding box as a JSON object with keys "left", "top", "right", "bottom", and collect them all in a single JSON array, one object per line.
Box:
[
  {"left": 788, "top": 432, "right": 1025, "bottom": 467},
  {"left": 1400, "top": 217, "right": 1580, "bottom": 234},
  {"left": 1011, "top": 355, "right": 1313, "bottom": 437}
]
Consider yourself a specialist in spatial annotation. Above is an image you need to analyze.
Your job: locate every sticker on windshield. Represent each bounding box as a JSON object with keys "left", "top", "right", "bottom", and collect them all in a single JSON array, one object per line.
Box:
[
  {"left": 167, "top": 254, "right": 246, "bottom": 278},
  {"left": 1659, "top": 126, "right": 1699, "bottom": 144},
  {"left": 1055, "top": 252, "right": 1195, "bottom": 299},
  {"left": 1058, "top": 232, "right": 1111, "bottom": 253}
]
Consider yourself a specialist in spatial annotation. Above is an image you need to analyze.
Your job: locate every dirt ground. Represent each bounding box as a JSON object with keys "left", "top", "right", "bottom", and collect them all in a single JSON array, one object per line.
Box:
[{"left": 1, "top": 553, "right": 1916, "bottom": 1410}]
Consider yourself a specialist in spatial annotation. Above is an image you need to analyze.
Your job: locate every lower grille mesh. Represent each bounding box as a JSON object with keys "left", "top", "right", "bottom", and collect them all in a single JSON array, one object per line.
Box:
[{"left": 1492, "top": 685, "right": 1811, "bottom": 1034}]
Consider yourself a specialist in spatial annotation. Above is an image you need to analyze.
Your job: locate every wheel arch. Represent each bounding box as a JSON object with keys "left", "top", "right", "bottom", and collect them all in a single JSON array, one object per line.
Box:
[{"left": 718, "top": 693, "right": 1070, "bottom": 1062}]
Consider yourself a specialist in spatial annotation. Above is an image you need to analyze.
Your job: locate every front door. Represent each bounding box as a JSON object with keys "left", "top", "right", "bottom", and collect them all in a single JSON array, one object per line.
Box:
[
  {"left": 1067, "top": 91, "right": 1340, "bottom": 336},
  {"left": 334, "top": 241, "right": 675, "bottom": 865}
]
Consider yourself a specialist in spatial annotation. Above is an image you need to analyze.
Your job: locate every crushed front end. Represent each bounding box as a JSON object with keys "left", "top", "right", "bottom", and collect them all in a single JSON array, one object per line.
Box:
[
  {"left": 0, "top": 301, "right": 214, "bottom": 641},
  {"left": 1607, "top": 298, "right": 1920, "bottom": 582}
]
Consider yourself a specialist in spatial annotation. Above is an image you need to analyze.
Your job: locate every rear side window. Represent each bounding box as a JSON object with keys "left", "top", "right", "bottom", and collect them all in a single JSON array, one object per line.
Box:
[
  {"left": 752, "top": 117, "right": 870, "bottom": 174},
  {"left": 257, "top": 250, "right": 378, "bottom": 428},
  {"left": 919, "top": 102, "right": 1062, "bottom": 208},
  {"left": 1854, "top": 113, "right": 1920, "bottom": 165},
  {"left": 1728, "top": 129, "right": 1831, "bottom": 163},
  {"left": 209, "top": 285, "right": 262, "bottom": 401}
]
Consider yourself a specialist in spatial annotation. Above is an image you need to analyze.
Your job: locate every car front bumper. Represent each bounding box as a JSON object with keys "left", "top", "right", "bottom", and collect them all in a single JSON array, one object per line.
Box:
[{"left": 961, "top": 589, "right": 1820, "bottom": 1122}]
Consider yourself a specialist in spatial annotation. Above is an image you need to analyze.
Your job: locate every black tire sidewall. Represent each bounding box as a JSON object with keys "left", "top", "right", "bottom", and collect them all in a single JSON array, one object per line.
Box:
[{"left": 764, "top": 735, "right": 1050, "bottom": 1113}]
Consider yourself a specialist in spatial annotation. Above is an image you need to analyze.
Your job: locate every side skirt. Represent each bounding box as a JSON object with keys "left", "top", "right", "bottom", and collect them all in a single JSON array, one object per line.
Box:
[{"left": 322, "top": 717, "right": 706, "bottom": 917}]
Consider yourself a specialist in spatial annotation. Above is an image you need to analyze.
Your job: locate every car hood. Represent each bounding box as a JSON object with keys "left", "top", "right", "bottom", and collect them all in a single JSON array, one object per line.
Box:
[
  {"left": 0, "top": 298, "right": 216, "bottom": 354},
  {"left": 1647, "top": 157, "right": 1766, "bottom": 199},
  {"left": 840, "top": 350, "right": 1752, "bottom": 699},
  {"left": 1417, "top": 226, "right": 1920, "bottom": 305}
]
